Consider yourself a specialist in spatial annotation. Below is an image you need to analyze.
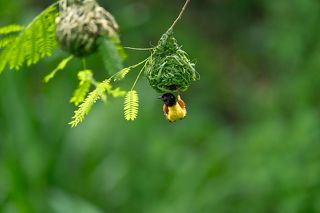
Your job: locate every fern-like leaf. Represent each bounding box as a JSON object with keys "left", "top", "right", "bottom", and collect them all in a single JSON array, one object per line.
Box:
[
  {"left": 44, "top": 56, "right": 73, "bottom": 83},
  {"left": 70, "top": 70, "right": 93, "bottom": 106},
  {"left": 0, "top": 4, "right": 58, "bottom": 73},
  {"left": 0, "top": 25, "right": 24, "bottom": 35},
  {"left": 114, "top": 67, "right": 130, "bottom": 81},
  {"left": 124, "top": 90, "right": 139, "bottom": 121},
  {"left": 0, "top": 34, "right": 17, "bottom": 48},
  {"left": 69, "top": 80, "right": 111, "bottom": 127}
]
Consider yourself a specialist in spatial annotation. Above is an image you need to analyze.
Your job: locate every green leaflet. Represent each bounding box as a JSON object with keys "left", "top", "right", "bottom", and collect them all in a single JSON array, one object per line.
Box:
[
  {"left": 43, "top": 56, "right": 74, "bottom": 83},
  {"left": 69, "top": 80, "right": 111, "bottom": 127},
  {"left": 0, "top": 34, "right": 17, "bottom": 49},
  {"left": 124, "top": 90, "right": 139, "bottom": 121},
  {"left": 0, "top": 25, "right": 24, "bottom": 35},
  {"left": 0, "top": 4, "right": 58, "bottom": 73},
  {"left": 107, "top": 86, "right": 126, "bottom": 98},
  {"left": 69, "top": 75, "right": 126, "bottom": 127},
  {"left": 114, "top": 67, "right": 130, "bottom": 81},
  {"left": 70, "top": 70, "right": 93, "bottom": 106}
]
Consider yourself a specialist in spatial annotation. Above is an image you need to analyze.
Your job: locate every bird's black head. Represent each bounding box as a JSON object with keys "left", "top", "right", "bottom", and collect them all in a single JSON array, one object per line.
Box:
[{"left": 160, "top": 93, "right": 176, "bottom": 106}]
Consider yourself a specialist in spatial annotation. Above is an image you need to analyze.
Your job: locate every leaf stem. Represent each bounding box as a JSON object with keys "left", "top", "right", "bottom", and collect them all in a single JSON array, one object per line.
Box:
[
  {"left": 123, "top": 47, "right": 155, "bottom": 51},
  {"left": 89, "top": 76, "right": 98, "bottom": 87},
  {"left": 167, "top": 0, "right": 190, "bottom": 33},
  {"left": 129, "top": 57, "right": 149, "bottom": 69},
  {"left": 130, "top": 58, "right": 149, "bottom": 91}
]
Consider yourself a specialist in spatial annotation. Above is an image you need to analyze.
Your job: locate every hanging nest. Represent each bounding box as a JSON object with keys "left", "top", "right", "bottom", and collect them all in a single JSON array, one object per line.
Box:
[
  {"left": 145, "top": 30, "right": 199, "bottom": 93},
  {"left": 56, "top": 0, "right": 119, "bottom": 57}
]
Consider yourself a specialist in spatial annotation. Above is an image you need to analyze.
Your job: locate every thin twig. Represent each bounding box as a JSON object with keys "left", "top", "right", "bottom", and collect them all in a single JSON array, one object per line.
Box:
[
  {"left": 130, "top": 58, "right": 149, "bottom": 90},
  {"left": 123, "top": 47, "right": 155, "bottom": 51},
  {"left": 129, "top": 57, "right": 150, "bottom": 69},
  {"left": 167, "top": 0, "right": 190, "bottom": 32}
]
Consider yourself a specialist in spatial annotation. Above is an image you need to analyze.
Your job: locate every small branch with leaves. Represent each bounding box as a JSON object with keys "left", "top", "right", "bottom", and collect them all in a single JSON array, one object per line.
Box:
[{"left": 0, "top": 0, "right": 199, "bottom": 127}]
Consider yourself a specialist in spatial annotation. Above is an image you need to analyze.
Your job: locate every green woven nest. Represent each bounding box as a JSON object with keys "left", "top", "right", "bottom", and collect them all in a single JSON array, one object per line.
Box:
[
  {"left": 56, "top": 0, "right": 118, "bottom": 57},
  {"left": 145, "top": 30, "right": 199, "bottom": 93}
]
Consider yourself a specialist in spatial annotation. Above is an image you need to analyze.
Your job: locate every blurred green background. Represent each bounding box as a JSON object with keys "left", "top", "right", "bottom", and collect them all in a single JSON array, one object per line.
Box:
[{"left": 1, "top": 0, "right": 320, "bottom": 212}]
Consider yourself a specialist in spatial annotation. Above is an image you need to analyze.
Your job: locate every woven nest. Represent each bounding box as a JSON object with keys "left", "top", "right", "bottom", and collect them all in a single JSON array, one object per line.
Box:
[
  {"left": 145, "top": 30, "right": 199, "bottom": 93},
  {"left": 56, "top": 0, "right": 118, "bottom": 57}
]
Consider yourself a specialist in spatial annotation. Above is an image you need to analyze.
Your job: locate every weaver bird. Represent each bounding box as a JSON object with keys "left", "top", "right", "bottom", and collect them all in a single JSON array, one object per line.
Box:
[{"left": 160, "top": 93, "right": 187, "bottom": 122}]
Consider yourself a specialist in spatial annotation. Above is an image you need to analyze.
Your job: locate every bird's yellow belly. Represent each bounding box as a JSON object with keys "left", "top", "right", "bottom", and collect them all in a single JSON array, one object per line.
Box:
[{"left": 167, "top": 104, "right": 187, "bottom": 122}]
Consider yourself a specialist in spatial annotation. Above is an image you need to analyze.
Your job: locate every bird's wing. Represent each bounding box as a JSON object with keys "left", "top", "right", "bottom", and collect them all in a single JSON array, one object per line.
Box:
[
  {"left": 163, "top": 104, "right": 169, "bottom": 115},
  {"left": 177, "top": 98, "right": 186, "bottom": 109}
]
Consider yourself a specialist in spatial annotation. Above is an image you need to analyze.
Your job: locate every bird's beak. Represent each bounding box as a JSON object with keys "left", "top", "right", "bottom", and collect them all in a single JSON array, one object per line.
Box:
[{"left": 157, "top": 96, "right": 162, "bottom": 100}]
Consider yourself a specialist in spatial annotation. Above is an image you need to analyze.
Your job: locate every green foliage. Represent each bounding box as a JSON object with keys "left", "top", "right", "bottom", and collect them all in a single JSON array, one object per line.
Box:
[
  {"left": 0, "top": 24, "right": 24, "bottom": 35},
  {"left": 0, "top": 25, "right": 24, "bottom": 49},
  {"left": 69, "top": 80, "right": 111, "bottom": 127},
  {"left": 145, "top": 30, "right": 199, "bottom": 93},
  {"left": 0, "top": 34, "right": 18, "bottom": 48},
  {"left": 106, "top": 85, "right": 126, "bottom": 98},
  {"left": 124, "top": 90, "right": 139, "bottom": 121},
  {"left": 96, "top": 81, "right": 126, "bottom": 102},
  {"left": 70, "top": 70, "right": 93, "bottom": 106},
  {"left": 68, "top": 55, "right": 149, "bottom": 125},
  {"left": 98, "top": 36, "right": 124, "bottom": 75},
  {"left": 44, "top": 56, "right": 74, "bottom": 83},
  {"left": 0, "top": 4, "right": 58, "bottom": 73},
  {"left": 69, "top": 75, "right": 126, "bottom": 127},
  {"left": 0, "top": 0, "right": 196, "bottom": 127},
  {"left": 114, "top": 67, "right": 130, "bottom": 81}
]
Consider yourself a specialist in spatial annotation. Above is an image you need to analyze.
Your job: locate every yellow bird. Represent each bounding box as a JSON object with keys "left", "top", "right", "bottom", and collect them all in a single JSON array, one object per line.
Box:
[{"left": 160, "top": 93, "right": 187, "bottom": 122}]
